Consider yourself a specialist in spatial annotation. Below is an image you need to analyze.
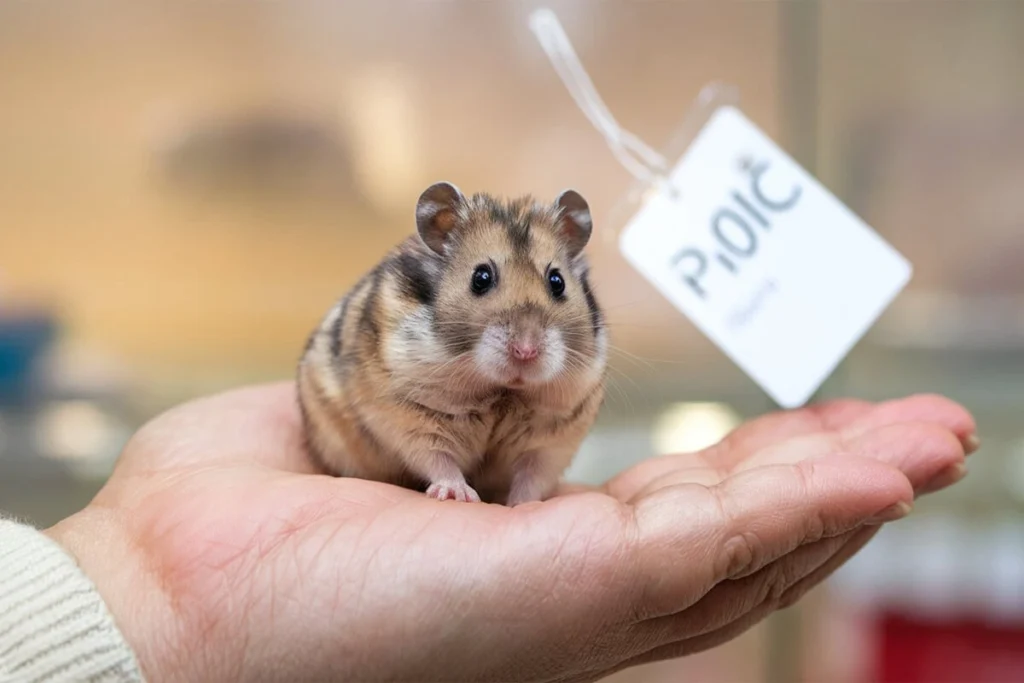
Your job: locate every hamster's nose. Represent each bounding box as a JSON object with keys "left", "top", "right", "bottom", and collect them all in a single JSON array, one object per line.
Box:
[{"left": 510, "top": 341, "right": 539, "bottom": 362}]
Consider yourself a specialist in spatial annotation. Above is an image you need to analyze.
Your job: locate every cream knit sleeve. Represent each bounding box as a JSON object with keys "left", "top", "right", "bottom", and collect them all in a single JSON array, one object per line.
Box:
[{"left": 0, "top": 518, "right": 145, "bottom": 683}]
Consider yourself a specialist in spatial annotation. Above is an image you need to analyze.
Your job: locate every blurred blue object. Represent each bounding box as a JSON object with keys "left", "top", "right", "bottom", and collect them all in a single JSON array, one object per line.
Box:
[{"left": 0, "top": 310, "right": 58, "bottom": 405}]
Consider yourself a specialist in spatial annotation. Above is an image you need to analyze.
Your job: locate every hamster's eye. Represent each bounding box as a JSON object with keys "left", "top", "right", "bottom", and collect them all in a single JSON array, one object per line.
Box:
[
  {"left": 471, "top": 264, "right": 494, "bottom": 295},
  {"left": 548, "top": 269, "right": 566, "bottom": 298}
]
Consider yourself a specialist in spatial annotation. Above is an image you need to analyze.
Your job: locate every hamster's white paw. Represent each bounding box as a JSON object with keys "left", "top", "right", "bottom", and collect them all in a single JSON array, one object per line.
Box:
[{"left": 426, "top": 480, "right": 481, "bottom": 503}]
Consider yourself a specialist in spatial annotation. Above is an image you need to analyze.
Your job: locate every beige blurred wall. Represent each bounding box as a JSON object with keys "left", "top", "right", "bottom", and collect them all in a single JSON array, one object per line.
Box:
[
  {"left": 0, "top": 1, "right": 782, "bottom": 392},
  {"left": 817, "top": 1, "right": 1024, "bottom": 294}
]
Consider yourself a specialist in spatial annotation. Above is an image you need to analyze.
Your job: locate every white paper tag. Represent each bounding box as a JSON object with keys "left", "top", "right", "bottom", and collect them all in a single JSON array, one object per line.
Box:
[{"left": 619, "top": 105, "right": 912, "bottom": 408}]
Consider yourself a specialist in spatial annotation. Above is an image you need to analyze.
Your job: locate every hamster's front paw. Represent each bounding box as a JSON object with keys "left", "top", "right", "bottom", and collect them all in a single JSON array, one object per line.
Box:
[{"left": 426, "top": 480, "right": 481, "bottom": 503}]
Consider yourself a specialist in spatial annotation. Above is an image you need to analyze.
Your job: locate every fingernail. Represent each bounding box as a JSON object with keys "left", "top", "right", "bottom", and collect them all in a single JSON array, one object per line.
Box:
[
  {"left": 921, "top": 462, "right": 968, "bottom": 494},
  {"left": 866, "top": 501, "right": 912, "bottom": 525},
  {"left": 963, "top": 434, "right": 981, "bottom": 455}
]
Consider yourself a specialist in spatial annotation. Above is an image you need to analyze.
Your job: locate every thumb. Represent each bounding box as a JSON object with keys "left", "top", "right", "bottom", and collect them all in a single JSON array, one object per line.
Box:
[{"left": 627, "top": 456, "right": 912, "bottom": 620}]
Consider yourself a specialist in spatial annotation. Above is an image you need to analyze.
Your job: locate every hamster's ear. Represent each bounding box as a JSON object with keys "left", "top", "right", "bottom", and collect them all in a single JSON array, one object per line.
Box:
[
  {"left": 555, "top": 189, "right": 593, "bottom": 258},
  {"left": 416, "top": 181, "right": 466, "bottom": 255}
]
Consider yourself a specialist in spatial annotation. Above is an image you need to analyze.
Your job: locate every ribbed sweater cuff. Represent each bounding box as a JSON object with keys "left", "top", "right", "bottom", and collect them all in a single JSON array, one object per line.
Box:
[{"left": 0, "top": 518, "right": 145, "bottom": 682}]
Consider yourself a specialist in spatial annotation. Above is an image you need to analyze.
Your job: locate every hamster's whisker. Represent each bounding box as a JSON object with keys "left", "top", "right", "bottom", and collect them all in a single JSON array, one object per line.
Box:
[
  {"left": 563, "top": 346, "right": 637, "bottom": 410},
  {"left": 604, "top": 345, "right": 658, "bottom": 373}
]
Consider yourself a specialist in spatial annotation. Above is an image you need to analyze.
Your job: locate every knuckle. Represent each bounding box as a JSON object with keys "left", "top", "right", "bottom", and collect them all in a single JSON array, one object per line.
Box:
[
  {"left": 802, "top": 509, "right": 828, "bottom": 544},
  {"left": 720, "top": 531, "right": 765, "bottom": 579},
  {"left": 765, "top": 568, "right": 792, "bottom": 604},
  {"left": 757, "top": 563, "right": 794, "bottom": 608},
  {"left": 791, "top": 459, "right": 816, "bottom": 500},
  {"left": 703, "top": 487, "right": 761, "bottom": 580},
  {"left": 792, "top": 461, "right": 832, "bottom": 542},
  {"left": 706, "top": 483, "right": 732, "bottom": 523},
  {"left": 777, "top": 583, "right": 808, "bottom": 610}
]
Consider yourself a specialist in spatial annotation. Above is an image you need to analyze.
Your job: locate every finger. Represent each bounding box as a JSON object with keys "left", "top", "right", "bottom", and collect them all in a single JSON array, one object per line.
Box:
[
  {"left": 628, "top": 420, "right": 963, "bottom": 504},
  {"left": 608, "top": 394, "right": 975, "bottom": 501},
  {"left": 836, "top": 394, "right": 977, "bottom": 448},
  {"left": 604, "top": 402, "right": 869, "bottom": 500},
  {"left": 728, "top": 393, "right": 976, "bottom": 456},
  {"left": 774, "top": 524, "right": 880, "bottom": 610},
  {"left": 639, "top": 528, "right": 857, "bottom": 647},
  {"left": 116, "top": 381, "right": 315, "bottom": 474},
  {"left": 614, "top": 525, "right": 879, "bottom": 674},
  {"left": 629, "top": 456, "right": 911, "bottom": 620},
  {"left": 605, "top": 399, "right": 875, "bottom": 500},
  {"left": 679, "top": 525, "right": 879, "bottom": 653},
  {"left": 730, "top": 421, "right": 966, "bottom": 494}
]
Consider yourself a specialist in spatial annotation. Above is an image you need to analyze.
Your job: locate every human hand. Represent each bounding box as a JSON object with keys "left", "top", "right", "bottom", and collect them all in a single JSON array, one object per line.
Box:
[{"left": 45, "top": 383, "right": 976, "bottom": 682}]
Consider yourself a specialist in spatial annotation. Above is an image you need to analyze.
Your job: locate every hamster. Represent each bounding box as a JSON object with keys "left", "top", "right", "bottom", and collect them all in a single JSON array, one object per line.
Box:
[{"left": 296, "top": 181, "right": 607, "bottom": 506}]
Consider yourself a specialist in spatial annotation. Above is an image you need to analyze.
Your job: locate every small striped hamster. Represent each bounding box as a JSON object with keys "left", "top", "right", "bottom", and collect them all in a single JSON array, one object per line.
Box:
[{"left": 297, "top": 182, "right": 607, "bottom": 506}]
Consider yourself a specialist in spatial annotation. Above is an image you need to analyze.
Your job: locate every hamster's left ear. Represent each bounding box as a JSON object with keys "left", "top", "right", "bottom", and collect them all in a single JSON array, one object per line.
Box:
[
  {"left": 555, "top": 189, "right": 593, "bottom": 258},
  {"left": 416, "top": 181, "right": 466, "bottom": 255}
]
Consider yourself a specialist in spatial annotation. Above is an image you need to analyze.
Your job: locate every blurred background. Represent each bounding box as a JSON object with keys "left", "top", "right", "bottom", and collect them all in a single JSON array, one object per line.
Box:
[{"left": 2, "top": 1, "right": 1023, "bottom": 681}]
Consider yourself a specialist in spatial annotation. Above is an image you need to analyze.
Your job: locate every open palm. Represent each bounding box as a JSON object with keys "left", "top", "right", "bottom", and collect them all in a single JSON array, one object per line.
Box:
[{"left": 47, "top": 383, "right": 976, "bottom": 682}]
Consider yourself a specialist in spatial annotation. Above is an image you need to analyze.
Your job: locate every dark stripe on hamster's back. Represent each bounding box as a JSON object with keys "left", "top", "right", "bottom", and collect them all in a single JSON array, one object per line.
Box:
[
  {"left": 330, "top": 267, "right": 377, "bottom": 359},
  {"left": 295, "top": 367, "right": 342, "bottom": 475},
  {"left": 329, "top": 295, "right": 351, "bottom": 358},
  {"left": 358, "top": 266, "right": 383, "bottom": 345},
  {"left": 579, "top": 269, "right": 602, "bottom": 335},
  {"left": 392, "top": 251, "right": 435, "bottom": 306}
]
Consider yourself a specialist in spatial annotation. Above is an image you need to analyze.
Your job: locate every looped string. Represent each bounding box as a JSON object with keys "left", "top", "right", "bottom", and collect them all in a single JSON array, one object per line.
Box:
[{"left": 529, "top": 8, "right": 673, "bottom": 190}]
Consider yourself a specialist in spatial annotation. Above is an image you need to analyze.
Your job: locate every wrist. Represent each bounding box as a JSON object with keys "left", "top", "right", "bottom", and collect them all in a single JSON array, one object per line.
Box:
[
  {"left": 0, "top": 514, "right": 143, "bottom": 681},
  {"left": 43, "top": 508, "right": 184, "bottom": 683}
]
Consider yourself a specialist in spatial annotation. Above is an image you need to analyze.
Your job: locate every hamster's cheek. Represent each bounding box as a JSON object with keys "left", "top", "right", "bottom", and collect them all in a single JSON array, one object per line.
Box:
[
  {"left": 540, "top": 328, "right": 567, "bottom": 382},
  {"left": 386, "top": 309, "right": 448, "bottom": 370},
  {"left": 474, "top": 325, "right": 510, "bottom": 381}
]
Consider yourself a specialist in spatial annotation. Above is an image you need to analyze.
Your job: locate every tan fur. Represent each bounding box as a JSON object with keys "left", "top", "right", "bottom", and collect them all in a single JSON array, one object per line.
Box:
[{"left": 297, "top": 187, "right": 607, "bottom": 505}]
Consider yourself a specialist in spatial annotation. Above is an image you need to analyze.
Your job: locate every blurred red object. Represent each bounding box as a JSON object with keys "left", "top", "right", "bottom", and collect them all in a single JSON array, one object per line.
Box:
[{"left": 877, "top": 612, "right": 1024, "bottom": 683}]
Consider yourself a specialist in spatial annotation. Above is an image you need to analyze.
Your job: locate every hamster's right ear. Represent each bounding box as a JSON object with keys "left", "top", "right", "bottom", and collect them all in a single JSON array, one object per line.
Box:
[{"left": 416, "top": 181, "right": 466, "bottom": 255}]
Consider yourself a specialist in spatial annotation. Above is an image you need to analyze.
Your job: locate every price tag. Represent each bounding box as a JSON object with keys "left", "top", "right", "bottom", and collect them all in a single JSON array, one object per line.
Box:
[{"left": 619, "top": 106, "right": 912, "bottom": 408}]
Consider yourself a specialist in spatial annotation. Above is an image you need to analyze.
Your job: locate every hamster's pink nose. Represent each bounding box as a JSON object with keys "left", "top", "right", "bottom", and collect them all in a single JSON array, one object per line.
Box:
[{"left": 510, "top": 341, "right": 539, "bottom": 362}]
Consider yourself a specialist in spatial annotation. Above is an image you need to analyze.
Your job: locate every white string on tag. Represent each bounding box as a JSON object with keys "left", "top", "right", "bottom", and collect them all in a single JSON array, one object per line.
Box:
[{"left": 528, "top": 8, "right": 676, "bottom": 193}]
